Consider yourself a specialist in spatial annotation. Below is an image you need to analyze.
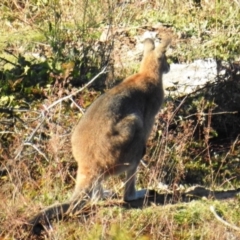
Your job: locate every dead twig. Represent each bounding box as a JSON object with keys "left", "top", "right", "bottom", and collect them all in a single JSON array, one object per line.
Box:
[
  {"left": 184, "top": 111, "right": 238, "bottom": 119},
  {"left": 45, "top": 66, "right": 107, "bottom": 111},
  {"left": 210, "top": 206, "right": 240, "bottom": 231},
  {"left": 14, "top": 66, "right": 107, "bottom": 160}
]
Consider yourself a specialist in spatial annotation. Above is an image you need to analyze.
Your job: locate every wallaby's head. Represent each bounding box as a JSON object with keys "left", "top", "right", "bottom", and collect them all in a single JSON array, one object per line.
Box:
[{"left": 140, "top": 36, "right": 171, "bottom": 76}]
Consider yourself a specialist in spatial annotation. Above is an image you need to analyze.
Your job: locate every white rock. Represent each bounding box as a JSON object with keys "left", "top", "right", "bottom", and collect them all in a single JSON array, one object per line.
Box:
[{"left": 164, "top": 59, "right": 218, "bottom": 96}]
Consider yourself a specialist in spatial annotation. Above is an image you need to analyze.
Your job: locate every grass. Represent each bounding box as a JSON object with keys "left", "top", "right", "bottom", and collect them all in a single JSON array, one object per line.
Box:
[
  {"left": 0, "top": 0, "right": 240, "bottom": 239},
  {"left": 2, "top": 194, "right": 240, "bottom": 239}
]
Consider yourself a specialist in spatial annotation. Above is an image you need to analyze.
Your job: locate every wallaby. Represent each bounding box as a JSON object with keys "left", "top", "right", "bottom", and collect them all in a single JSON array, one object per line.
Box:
[{"left": 29, "top": 35, "right": 171, "bottom": 234}]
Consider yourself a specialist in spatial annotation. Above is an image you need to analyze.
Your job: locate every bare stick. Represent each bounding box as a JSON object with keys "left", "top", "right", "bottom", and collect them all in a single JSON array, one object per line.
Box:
[
  {"left": 185, "top": 111, "right": 238, "bottom": 119},
  {"left": 46, "top": 66, "right": 107, "bottom": 111},
  {"left": 24, "top": 142, "right": 50, "bottom": 162},
  {"left": 210, "top": 206, "right": 240, "bottom": 231},
  {"left": 14, "top": 66, "right": 107, "bottom": 160}
]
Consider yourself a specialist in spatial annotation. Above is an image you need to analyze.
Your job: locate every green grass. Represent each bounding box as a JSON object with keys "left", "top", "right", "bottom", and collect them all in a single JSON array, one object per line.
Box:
[
  {"left": 2, "top": 193, "right": 240, "bottom": 239},
  {"left": 1, "top": 0, "right": 240, "bottom": 60},
  {"left": 0, "top": 0, "right": 240, "bottom": 239}
]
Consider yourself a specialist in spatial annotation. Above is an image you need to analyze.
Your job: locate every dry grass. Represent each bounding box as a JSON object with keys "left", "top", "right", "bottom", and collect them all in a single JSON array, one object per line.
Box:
[{"left": 0, "top": 0, "right": 240, "bottom": 239}]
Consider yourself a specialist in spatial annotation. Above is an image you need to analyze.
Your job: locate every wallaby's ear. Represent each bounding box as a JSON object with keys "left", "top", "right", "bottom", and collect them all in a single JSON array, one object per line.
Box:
[
  {"left": 155, "top": 35, "right": 171, "bottom": 58},
  {"left": 142, "top": 38, "right": 155, "bottom": 57}
]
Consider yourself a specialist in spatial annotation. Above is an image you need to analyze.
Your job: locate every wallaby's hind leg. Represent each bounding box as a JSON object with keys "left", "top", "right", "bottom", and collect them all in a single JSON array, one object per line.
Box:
[
  {"left": 71, "top": 169, "right": 105, "bottom": 202},
  {"left": 124, "top": 166, "right": 147, "bottom": 201}
]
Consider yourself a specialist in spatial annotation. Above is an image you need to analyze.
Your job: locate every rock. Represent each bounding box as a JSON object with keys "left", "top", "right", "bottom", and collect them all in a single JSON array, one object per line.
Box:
[{"left": 165, "top": 58, "right": 218, "bottom": 97}]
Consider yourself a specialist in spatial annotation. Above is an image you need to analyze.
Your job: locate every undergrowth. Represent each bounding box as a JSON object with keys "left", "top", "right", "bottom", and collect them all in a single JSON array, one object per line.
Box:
[{"left": 0, "top": 0, "right": 240, "bottom": 239}]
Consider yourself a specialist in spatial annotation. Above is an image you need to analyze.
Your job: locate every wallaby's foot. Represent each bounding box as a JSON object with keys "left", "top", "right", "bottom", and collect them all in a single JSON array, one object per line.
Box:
[{"left": 124, "top": 189, "right": 148, "bottom": 201}]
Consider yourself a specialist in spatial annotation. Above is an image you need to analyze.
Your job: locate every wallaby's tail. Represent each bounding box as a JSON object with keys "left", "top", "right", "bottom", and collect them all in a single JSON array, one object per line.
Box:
[{"left": 29, "top": 200, "right": 87, "bottom": 235}]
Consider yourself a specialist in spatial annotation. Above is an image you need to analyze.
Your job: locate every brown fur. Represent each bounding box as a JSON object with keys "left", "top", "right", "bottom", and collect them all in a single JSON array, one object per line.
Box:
[{"left": 29, "top": 36, "right": 171, "bottom": 234}]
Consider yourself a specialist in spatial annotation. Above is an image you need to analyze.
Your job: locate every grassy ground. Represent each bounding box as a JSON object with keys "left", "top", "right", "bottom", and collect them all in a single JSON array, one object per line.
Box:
[{"left": 0, "top": 0, "right": 240, "bottom": 239}]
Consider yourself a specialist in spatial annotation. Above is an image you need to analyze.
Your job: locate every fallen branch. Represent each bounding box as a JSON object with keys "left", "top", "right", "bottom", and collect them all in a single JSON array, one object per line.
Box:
[
  {"left": 14, "top": 66, "right": 107, "bottom": 160},
  {"left": 185, "top": 111, "right": 238, "bottom": 119},
  {"left": 210, "top": 206, "right": 240, "bottom": 231},
  {"left": 46, "top": 66, "right": 107, "bottom": 111}
]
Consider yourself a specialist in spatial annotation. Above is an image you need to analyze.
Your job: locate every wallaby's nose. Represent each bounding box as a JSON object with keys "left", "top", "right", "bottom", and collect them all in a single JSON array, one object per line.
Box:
[{"left": 163, "top": 62, "right": 170, "bottom": 74}]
